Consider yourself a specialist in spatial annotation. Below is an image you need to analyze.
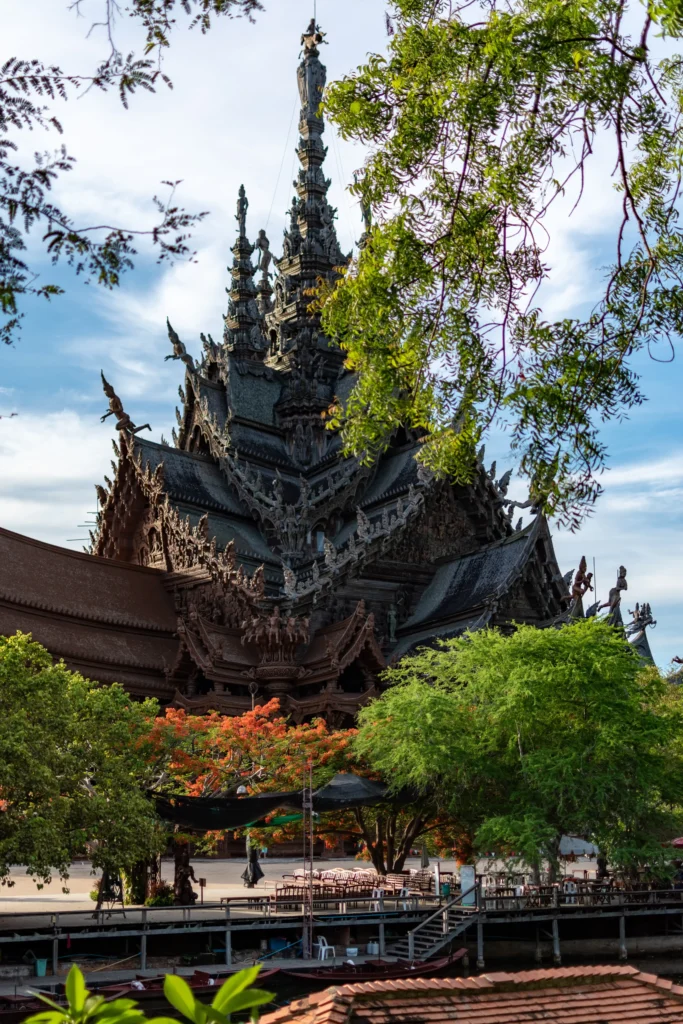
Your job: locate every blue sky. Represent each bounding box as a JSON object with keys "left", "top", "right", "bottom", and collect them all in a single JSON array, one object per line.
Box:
[{"left": 0, "top": 0, "right": 681, "bottom": 670}]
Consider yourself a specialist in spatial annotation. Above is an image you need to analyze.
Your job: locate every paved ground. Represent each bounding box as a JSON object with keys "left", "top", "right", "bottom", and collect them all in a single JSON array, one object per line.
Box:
[
  {"left": 0, "top": 855, "right": 599, "bottom": 915},
  {"left": 0, "top": 857, "right": 446, "bottom": 915}
]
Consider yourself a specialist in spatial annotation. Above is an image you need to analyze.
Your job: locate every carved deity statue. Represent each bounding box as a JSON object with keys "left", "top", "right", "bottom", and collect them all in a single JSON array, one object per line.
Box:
[
  {"left": 236, "top": 184, "right": 248, "bottom": 237},
  {"left": 100, "top": 372, "right": 151, "bottom": 435},
  {"left": 387, "top": 604, "right": 398, "bottom": 644},
  {"left": 571, "top": 555, "right": 594, "bottom": 603},
  {"left": 601, "top": 565, "right": 627, "bottom": 620},
  {"left": 300, "top": 18, "right": 326, "bottom": 54},
  {"left": 253, "top": 229, "right": 272, "bottom": 277},
  {"left": 165, "top": 319, "right": 195, "bottom": 371},
  {"left": 297, "top": 22, "right": 327, "bottom": 118}
]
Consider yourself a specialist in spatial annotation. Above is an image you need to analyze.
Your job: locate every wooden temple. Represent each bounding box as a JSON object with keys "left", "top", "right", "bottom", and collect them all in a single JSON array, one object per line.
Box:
[{"left": 0, "top": 23, "right": 592, "bottom": 722}]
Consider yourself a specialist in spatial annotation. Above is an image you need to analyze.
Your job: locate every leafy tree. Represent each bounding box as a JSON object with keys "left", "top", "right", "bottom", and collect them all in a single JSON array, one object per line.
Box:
[
  {"left": 323, "top": 0, "right": 683, "bottom": 526},
  {"left": 354, "top": 619, "right": 683, "bottom": 878},
  {"left": 26, "top": 962, "right": 273, "bottom": 1024},
  {"left": 1, "top": 0, "right": 261, "bottom": 345},
  {"left": 147, "top": 699, "right": 459, "bottom": 875},
  {"left": 0, "top": 632, "right": 163, "bottom": 887}
]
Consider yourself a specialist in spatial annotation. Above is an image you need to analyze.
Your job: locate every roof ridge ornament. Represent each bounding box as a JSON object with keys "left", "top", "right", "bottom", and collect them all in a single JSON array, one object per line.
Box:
[{"left": 165, "top": 319, "right": 195, "bottom": 372}]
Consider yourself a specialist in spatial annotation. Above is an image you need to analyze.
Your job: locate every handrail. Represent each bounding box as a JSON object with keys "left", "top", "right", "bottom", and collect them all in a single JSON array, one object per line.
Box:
[{"left": 407, "top": 885, "right": 477, "bottom": 959}]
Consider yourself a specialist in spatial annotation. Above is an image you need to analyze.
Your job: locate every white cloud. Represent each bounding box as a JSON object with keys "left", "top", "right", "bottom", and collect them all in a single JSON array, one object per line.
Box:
[
  {"left": 602, "top": 454, "right": 683, "bottom": 488},
  {"left": 0, "top": 412, "right": 112, "bottom": 547}
]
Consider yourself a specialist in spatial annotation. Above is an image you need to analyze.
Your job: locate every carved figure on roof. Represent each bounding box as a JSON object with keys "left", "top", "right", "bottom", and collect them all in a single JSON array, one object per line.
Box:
[
  {"left": 200, "top": 332, "right": 218, "bottom": 362},
  {"left": 571, "top": 556, "right": 594, "bottom": 603},
  {"left": 601, "top": 565, "right": 627, "bottom": 620},
  {"left": 301, "top": 18, "right": 326, "bottom": 53},
  {"left": 272, "top": 473, "right": 284, "bottom": 509},
  {"left": 298, "top": 27, "right": 326, "bottom": 118},
  {"left": 100, "top": 373, "right": 151, "bottom": 435},
  {"left": 165, "top": 320, "right": 195, "bottom": 372},
  {"left": 253, "top": 229, "right": 272, "bottom": 278},
  {"left": 283, "top": 564, "right": 298, "bottom": 598},
  {"left": 387, "top": 604, "right": 398, "bottom": 644},
  {"left": 626, "top": 601, "right": 655, "bottom": 634},
  {"left": 497, "top": 469, "right": 512, "bottom": 497},
  {"left": 236, "top": 185, "right": 248, "bottom": 237}
]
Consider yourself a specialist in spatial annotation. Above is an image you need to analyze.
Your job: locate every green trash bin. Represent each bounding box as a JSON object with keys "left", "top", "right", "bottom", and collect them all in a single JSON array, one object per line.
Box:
[
  {"left": 440, "top": 882, "right": 451, "bottom": 898},
  {"left": 35, "top": 959, "right": 47, "bottom": 978}
]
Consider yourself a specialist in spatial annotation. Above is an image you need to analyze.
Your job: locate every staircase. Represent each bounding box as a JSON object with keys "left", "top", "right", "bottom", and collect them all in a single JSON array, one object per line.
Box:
[{"left": 390, "top": 887, "right": 479, "bottom": 960}]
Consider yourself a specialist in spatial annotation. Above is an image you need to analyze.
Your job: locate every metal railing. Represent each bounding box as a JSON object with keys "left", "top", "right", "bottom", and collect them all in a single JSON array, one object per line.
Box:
[
  {"left": 407, "top": 886, "right": 477, "bottom": 960},
  {"left": 480, "top": 887, "right": 683, "bottom": 914}
]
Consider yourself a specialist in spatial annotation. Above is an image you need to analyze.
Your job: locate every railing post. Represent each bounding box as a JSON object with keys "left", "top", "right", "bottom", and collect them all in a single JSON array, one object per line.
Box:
[
  {"left": 52, "top": 935, "right": 59, "bottom": 978},
  {"left": 379, "top": 922, "right": 385, "bottom": 956},
  {"left": 225, "top": 906, "right": 232, "bottom": 967},
  {"left": 619, "top": 915, "right": 627, "bottom": 960},
  {"left": 442, "top": 905, "right": 448, "bottom": 934},
  {"left": 408, "top": 930, "right": 415, "bottom": 960}
]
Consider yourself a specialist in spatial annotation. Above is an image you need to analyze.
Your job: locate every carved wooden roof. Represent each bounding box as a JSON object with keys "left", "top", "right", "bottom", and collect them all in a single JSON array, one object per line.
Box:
[{"left": 0, "top": 526, "right": 178, "bottom": 699}]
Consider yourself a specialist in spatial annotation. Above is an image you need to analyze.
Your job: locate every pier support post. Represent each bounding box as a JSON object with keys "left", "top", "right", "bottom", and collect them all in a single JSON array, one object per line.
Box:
[
  {"left": 476, "top": 917, "right": 485, "bottom": 970},
  {"left": 225, "top": 907, "right": 232, "bottom": 967},
  {"left": 534, "top": 927, "right": 543, "bottom": 964},
  {"left": 52, "top": 936, "right": 59, "bottom": 977},
  {"left": 552, "top": 918, "right": 561, "bottom": 965},
  {"left": 619, "top": 915, "right": 628, "bottom": 960},
  {"left": 379, "top": 923, "right": 385, "bottom": 956}
]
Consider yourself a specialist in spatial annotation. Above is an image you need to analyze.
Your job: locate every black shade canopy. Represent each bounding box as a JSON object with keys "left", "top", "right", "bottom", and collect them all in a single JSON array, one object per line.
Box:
[{"left": 154, "top": 774, "right": 388, "bottom": 830}]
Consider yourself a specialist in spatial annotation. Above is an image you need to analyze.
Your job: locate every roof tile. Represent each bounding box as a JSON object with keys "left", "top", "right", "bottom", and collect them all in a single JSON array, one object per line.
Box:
[{"left": 261, "top": 965, "right": 683, "bottom": 1024}]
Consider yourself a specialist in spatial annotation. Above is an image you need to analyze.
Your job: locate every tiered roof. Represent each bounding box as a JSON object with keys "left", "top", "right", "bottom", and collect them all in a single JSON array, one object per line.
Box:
[{"left": 85, "top": 22, "right": 576, "bottom": 714}]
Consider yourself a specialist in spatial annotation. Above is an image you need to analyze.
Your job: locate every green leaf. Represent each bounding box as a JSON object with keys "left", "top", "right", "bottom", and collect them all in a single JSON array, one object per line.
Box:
[
  {"left": 163, "top": 975, "right": 199, "bottom": 1023},
  {"left": 96, "top": 1001, "right": 141, "bottom": 1017},
  {"left": 66, "top": 965, "right": 87, "bottom": 1014},
  {"left": 23, "top": 1014, "right": 65, "bottom": 1024},
  {"left": 211, "top": 966, "right": 262, "bottom": 1014},
  {"left": 216, "top": 990, "right": 274, "bottom": 1014}
]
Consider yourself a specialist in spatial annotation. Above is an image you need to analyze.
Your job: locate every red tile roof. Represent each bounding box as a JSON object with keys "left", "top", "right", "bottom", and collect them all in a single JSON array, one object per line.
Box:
[{"left": 261, "top": 965, "right": 683, "bottom": 1024}]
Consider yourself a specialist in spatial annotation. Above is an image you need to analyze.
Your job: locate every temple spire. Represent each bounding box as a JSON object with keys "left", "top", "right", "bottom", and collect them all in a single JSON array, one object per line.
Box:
[
  {"left": 264, "top": 22, "right": 349, "bottom": 466},
  {"left": 223, "top": 186, "right": 266, "bottom": 363}
]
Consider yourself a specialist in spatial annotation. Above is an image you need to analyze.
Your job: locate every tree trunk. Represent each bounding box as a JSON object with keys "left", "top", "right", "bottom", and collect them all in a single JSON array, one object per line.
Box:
[{"left": 546, "top": 835, "right": 562, "bottom": 883}]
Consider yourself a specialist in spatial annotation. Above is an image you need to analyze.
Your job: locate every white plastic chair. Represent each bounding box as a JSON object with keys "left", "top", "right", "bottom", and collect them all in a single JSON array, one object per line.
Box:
[
  {"left": 370, "top": 887, "right": 385, "bottom": 912},
  {"left": 316, "top": 935, "right": 336, "bottom": 961},
  {"left": 398, "top": 887, "right": 411, "bottom": 911},
  {"left": 563, "top": 879, "right": 578, "bottom": 905}
]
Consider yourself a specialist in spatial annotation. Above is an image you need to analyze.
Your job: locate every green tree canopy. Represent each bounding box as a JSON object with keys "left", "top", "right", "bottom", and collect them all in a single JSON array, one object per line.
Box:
[
  {"left": 0, "top": 632, "right": 163, "bottom": 886},
  {"left": 323, "top": 0, "right": 683, "bottom": 527},
  {"left": 354, "top": 619, "right": 683, "bottom": 877}
]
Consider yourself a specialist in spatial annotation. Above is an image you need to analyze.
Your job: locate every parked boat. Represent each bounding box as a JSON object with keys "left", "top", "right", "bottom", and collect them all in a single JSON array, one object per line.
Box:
[{"left": 280, "top": 948, "right": 467, "bottom": 985}]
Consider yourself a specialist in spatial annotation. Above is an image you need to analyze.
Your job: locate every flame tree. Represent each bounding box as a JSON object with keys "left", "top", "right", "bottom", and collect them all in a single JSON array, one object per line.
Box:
[{"left": 146, "top": 699, "right": 469, "bottom": 876}]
